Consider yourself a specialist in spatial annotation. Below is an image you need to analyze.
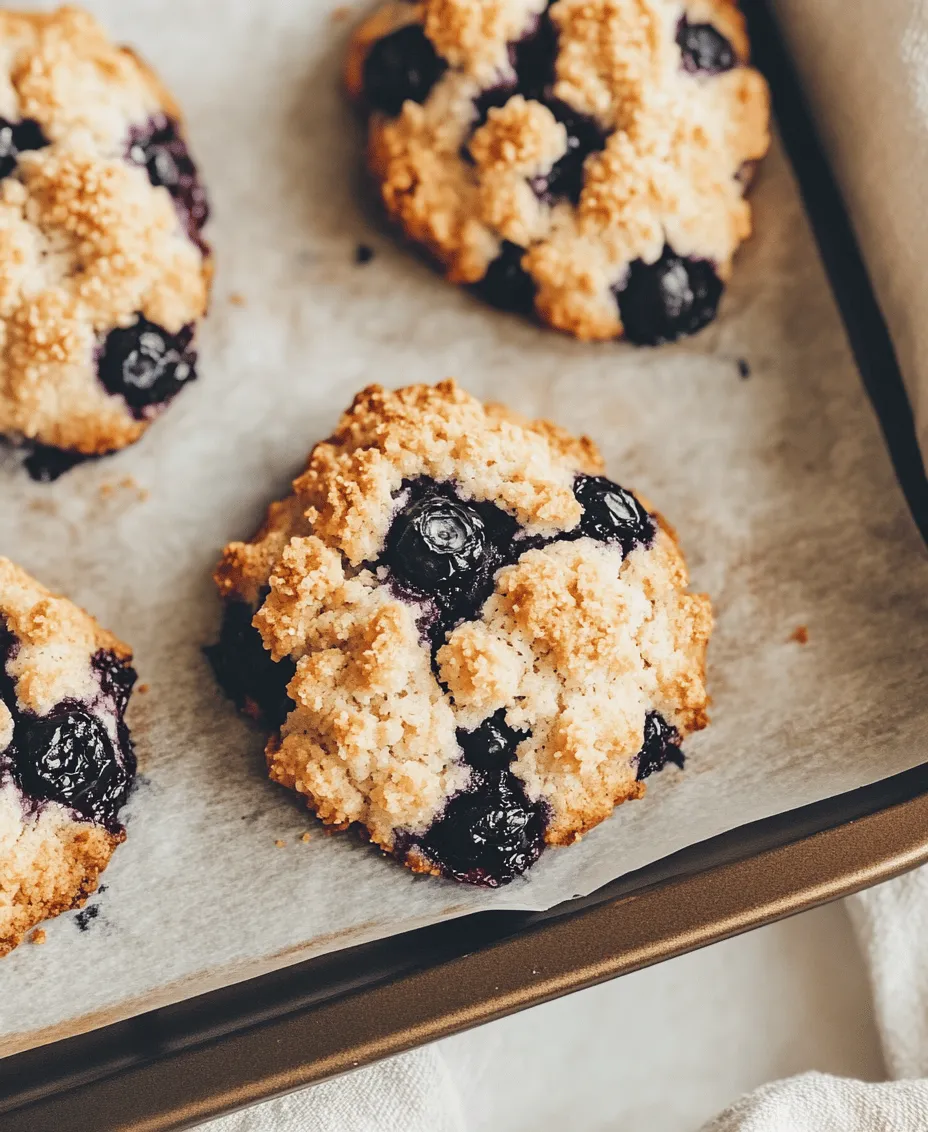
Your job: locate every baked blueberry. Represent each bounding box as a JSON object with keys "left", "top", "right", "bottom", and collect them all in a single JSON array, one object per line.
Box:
[
  {"left": 13, "top": 705, "right": 131, "bottom": 829},
  {"left": 573, "top": 474, "right": 655, "bottom": 553},
  {"left": 635, "top": 711, "right": 685, "bottom": 780},
  {"left": 97, "top": 317, "right": 196, "bottom": 416},
  {"left": 457, "top": 711, "right": 526, "bottom": 770},
  {"left": 205, "top": 600, "right": 296, "bottom": 730},
  {"left": 362, "top": 25, "right": 447, "bottom": 117},
  {"left": 0, "top": 116, "right": 49, "bottom": 179},
  {"left": 0, "top": 9, "right": 211, "bottom": 473},
  {"left": 0, "top": 557, "right": 138, "bottom": 955},
  {"left": 616, "top": 246, "right": 724, "bottom": 345},
  {"left": 93, "top": 649, "right": 137, "bottom": 714},
  {"left": 676, "top": 16, "right": 737, "bottom": 75},
  {"left": 386, "top": 492, "right": 487, "bottom": 595},
  {"left": 212, "top": 383, "right": 713, "bottom": 885},
  {"left": 530, "top": 99, "right": 607, "bottom": 205},
  {"left": 22, "top": 445, "right": 96, "bottom": 484},
  {"left": 416, "top": 769, "right": 546, "bottom": 886},
  {"left": 128, "top": 114, "right": 210, "bottom": 242},
  {"left": 381, "top": 480, "right": 518, "bottom": 641},
  {"left": 469, "top": 241, "right": 536, "bottom": 315}
]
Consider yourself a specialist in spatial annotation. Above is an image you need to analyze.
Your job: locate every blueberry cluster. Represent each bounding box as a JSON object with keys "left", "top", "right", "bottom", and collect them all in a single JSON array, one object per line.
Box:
[
  {"left": 0, "top": 117, "right": 49, "bottom": 181},
  {"left": 375, "top": 474, "right": 667, "bottom": 884},
  {"left": 127, "top": 114, "right": 210, "bottom": 247},
  {"left": 361, "top": 3, "right": 739, "bottom": 342},
  {"left": 0, "top": 624, "right": 137, "bottom": 833}
]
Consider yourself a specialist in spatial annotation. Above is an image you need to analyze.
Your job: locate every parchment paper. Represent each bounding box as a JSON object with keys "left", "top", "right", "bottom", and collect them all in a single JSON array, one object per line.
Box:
[
  {"left": 1, "top": 0, "right": 928, "bottom": 1059},
  {"left": 771, "top": 0, "right": 928, "bottom": 466}
]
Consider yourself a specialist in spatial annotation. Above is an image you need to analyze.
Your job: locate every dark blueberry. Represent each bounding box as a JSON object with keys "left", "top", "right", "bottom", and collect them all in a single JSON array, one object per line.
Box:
[
  {"left": 470, "top": 11, "right": 558, "bottom": 133},
  {"left": 457, "top": 710, "right": 526, "bottom": 770},
  {"left": 206, "top": 600, "right": 296, "bottom": 730},
  {"left": 416, "top": 769, "right": 545, "bottom": 885},
  {"left": 635, "top": 711, "right": 684, "bottom": 780},
  {"left": 573, "top": 474, "right": 655, "bottom": 553},
  {"left": 380, "top": 480, "right": 519, "bottom": 642},
  {"left": 469, "top": 241, "right": 536, "bottom": 316},
  {"left": 471, "top": 82, "right": 517, "bottom": 137},
  {"left": 355, "top": 243, "right": 375, "bottom": 265},
  {"left": 362, "top": 25, "right": 447, "bottom": 117},
  {"left": 12, "top": 704, "right": 132, "bottom": 828},
  {"left": 529, "top": 98, "right": 606, "bottom": 205},
  {"left": 616, "top": 246, "right": 723, "bottom": 345},
  {"left": 127, "top": 115, "right": 209, "bottom": 244},
  {"left": 97, "top": 316, "right": 197, "bottom": 417},
  {"left": 92, "top": 650, "right": 137, "bottom": 715},
  {"left": 510, "top": 10, "right": 558, "bottom": 101},
  {"left": 23, "top": 444, "right": 96, "bottom": 483},
  {"left": 0, "top": 619, "right": 16, "bottom": 713},
  {"left": 0, "top": 117, "right": 49, "bottom": 180},
  {"left": 676, "top": 16, "right": 736, "bottom": 75},
  {"left": 388, "top": 494, "right": 487, "bottom": 594}
]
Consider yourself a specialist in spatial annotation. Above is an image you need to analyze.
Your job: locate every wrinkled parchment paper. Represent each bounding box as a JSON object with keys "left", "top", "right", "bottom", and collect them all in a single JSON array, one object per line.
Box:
[
  {"left": 771, "top": 0, "right": 928, "bottom": 465},
  {"left": 1, "top": 0, "right": 928, "bottom": 1059}
]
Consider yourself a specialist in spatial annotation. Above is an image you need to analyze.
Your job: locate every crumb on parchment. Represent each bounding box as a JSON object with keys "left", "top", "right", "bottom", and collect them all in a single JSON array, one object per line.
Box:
[
  {"left": 789, "top": 625, "right": 809, "bottom": 644},
  {"left": 31, "top": 929, "right": 47, "bottom": 945}
]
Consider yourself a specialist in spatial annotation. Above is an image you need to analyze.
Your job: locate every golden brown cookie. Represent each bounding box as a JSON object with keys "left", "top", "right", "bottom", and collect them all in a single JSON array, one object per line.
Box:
[
  {"left": 0, "top": 558, "right": 137, "bottom": 955},
  {"left": 210, "top": 382, "right": 712, "bottom": 885},
  {"left": 346, "top": 0, "right": 769, "bottom": 342},
  {"left": 0, "top": 6, "right": 212, "bottom": 481}
]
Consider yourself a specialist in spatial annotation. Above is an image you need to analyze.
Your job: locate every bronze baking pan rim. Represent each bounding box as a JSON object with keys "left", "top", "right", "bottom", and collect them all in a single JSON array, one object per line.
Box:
[{"left": 2, "top": 0, "right": 928, "bottom": 1127}]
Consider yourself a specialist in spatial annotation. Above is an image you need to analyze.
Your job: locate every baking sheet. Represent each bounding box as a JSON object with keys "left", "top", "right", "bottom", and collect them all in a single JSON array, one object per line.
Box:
[{"left": 1, "top": 0, "right": 928, "bottom": 1060}]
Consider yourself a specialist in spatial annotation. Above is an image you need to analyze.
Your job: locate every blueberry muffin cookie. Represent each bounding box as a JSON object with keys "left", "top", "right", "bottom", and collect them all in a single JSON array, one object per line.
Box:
[
  {"left": 346, "top": 0, "right": 769, "bottom": 343},
  {"left": 210, "top": 382, "right": 711, "bottom": 885},
  {"left": 0, "top": 6, "right": 211, "bottom": 481},
  {"left": 1, "top": 558, "right": 136, "bottom": 954}
]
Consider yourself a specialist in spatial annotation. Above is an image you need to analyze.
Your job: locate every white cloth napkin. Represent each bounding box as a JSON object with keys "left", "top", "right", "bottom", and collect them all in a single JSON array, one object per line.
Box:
[
  {"left": 700, "top": 866, "right": 928, "bottom": 1130},
  {"left": 199, "top": 1044, "right": 466, "bottom": 1132}
]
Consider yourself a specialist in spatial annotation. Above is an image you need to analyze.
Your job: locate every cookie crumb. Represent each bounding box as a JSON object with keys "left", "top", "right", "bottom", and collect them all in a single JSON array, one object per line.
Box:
[
  {"left": 137, "top": 683, "right": 150, "bottom": 695},
  {"left": 301, "top": 832, "right": 312, "bottom": 843},
  {"left": 31, "top": 929, "right": 47, "bottom": 945},
  {"left": 737, "top": 358, "right": 751, "bottom": 379},
  {"left": 229, "top": 292, "right": 247, "bottom": 307},
  {"left": 27, "top": 498, "right": 58, "bottom": 515},
  {"left": 99, "top": 481, "right": 116, "bottom": 499},
  {"left": 789, "top": 625, "right": 809, "bottom": 644},
  {"left": 355, "top": 243, "right": 375, "bottom": 265},
  {"left": 75, "top": 905, "right": 100, "bottom": 932},
  {"left": 275, "top": 839, "right": 287, "bottom": 848},
  {"left": 331, "top": 5, "right": 352, "bottom": 20}
]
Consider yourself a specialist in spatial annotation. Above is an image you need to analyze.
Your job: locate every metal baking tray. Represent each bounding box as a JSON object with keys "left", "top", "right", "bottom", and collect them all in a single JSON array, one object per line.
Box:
[{"left": 2, "top": 1, "right": 927, "bottom": 1128}]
